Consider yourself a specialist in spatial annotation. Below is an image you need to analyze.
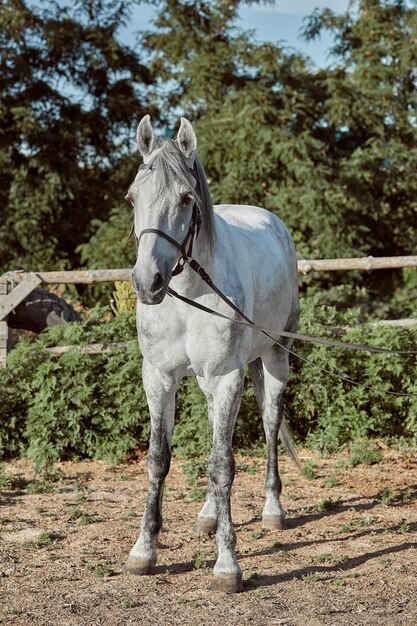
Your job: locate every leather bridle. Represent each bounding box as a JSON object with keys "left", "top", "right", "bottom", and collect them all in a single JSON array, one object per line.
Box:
[
  {"left": 135, "top": 160, "right": 201, "bottom": 277},
  {"left": 138, "top": 203, "right": 201, "bottom": 278}
]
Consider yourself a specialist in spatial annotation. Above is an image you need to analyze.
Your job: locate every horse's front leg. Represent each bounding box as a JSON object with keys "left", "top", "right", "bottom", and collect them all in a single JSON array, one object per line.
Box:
[
  {"left": 125, "top": 359, "right": 178, "bottom": 575},
  {"left": 207, "top": 367, "right": 244, "bottom": 593}
]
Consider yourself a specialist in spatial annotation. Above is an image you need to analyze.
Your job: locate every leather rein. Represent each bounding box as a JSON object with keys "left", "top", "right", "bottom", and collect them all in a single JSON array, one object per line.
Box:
[{"left": 133, "top": 170, "right": 417, "bottom": 398}]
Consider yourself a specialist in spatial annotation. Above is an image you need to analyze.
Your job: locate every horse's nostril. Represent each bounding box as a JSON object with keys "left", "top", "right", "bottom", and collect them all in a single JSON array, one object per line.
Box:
[{"left": 151, "top": 272, "right": 164, "bottom": 293}]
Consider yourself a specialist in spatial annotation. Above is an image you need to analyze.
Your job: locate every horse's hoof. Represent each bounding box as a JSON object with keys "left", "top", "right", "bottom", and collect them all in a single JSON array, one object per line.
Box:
[
  {"left": 210, "top": 573, "right": 243, "bottom": 593},
  {"left": 123, "top": 557, "right": 155, "bottom": 576},
  {"left": 262, "top": 515, "right": 287, "bottom": 530},
  {"left": 194, "top": 516, "right": 217, "bottom": 535}
]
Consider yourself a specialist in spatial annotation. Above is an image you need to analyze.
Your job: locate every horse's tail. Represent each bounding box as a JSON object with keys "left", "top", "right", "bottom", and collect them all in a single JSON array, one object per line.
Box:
[{"left": 279, "top": 409, "right": 301, "bottom": 470}]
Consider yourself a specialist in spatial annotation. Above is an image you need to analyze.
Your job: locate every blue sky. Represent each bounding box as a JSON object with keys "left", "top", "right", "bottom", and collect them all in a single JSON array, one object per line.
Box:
[
  {"left": 30, "top": 1, "right": 351, "bottom": 67},
  {"left": 238, "top": 1, "right": 351, "bottom": 65},
  {"left": 124, "top": 1, "right": 351, "bottom": 67}
]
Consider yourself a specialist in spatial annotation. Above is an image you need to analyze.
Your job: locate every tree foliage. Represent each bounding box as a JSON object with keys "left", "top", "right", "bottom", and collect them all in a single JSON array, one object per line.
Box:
[
  {"left": 2, "top": 0, "right": 416, "bottom": 317},
  {"left": 2, "top": 0, "right": 417, "bottom": 464},
  {"left": 136, "top": 0, "right": 417, "bottom": 316},
  {"left": 0, "top": 0, "right": 152, "bottom": 271}
]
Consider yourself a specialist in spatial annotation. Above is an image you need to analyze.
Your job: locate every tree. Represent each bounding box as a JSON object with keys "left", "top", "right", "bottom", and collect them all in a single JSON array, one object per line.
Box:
[
  {"left": 137, "top": 0, "right": 324, "bottom": 251},
  {"left": 5, "top": 0, "right": 415, "bottom": 317},
  {"left": 300, "top": 0, "right": 417, "bottom": 313},
  {"left": 141, "top": 0, "right": 417, "bottom": 316},
  {"left": 0, "top": 0, "right": 153, "bottom": 272}
]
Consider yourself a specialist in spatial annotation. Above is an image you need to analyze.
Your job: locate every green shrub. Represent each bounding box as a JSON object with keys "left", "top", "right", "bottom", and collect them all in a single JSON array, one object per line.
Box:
[
  {"left": 301, "top": 461, "right": 317, "bottom": 481},
  {"left": 0, "top": 300, "right": 416, "bottom": 467},
  {"left": 288, "top": 300, "right": 417, "bottom": 453},
  {"left": 348, "top": 439, "right": 382, "bottom": 466},
  {"left": 0, "top": 307, "right": 149, "bottom": 471}
]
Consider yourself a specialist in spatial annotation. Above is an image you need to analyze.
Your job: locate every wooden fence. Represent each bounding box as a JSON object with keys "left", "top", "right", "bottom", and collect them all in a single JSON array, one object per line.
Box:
[{"left": 1, "top": 254, "right": 417, "bottom": 367}]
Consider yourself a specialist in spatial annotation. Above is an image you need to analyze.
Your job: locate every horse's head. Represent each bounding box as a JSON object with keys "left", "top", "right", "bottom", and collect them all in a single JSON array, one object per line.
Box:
[{"left": 128, "top": 115, "right": 206, "bottom": 305}]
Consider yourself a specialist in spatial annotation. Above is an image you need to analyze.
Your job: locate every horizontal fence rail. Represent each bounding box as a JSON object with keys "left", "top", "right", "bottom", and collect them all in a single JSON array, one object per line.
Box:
[
  {"left": 1, "top": 255, "right": 416, "bottom": 367},
  {"left": 0, "top": 268, "right": 131, "bottom": 285},
  {"left": 1, "top": 255, "right": 417, "bottom": 285},
  {"left": 296, "top": 255, "right": 417, "bottom": 275},
  {"left": 45, "top": 342, "right": 129, "bottom": 355},
  {"left": 43, "top": 317, "right": 417, "bottom": 356}
]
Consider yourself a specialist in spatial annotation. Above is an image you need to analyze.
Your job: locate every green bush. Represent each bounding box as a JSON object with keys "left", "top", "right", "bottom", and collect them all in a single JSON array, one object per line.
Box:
[
  {"left": 0, "top": 300, "right": 416, "bottom": 468},
  {"left": 287, "top": 300, "right": 417, "bottom": 452},
  {"left": 348, "top": 439, "right": 382, "bottom": 467},
  {"left": 1, "top": 308, "right": 149, "bottom": 471}
]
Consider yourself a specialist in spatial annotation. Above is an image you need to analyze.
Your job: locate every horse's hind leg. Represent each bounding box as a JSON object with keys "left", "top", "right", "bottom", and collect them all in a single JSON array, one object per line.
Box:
[
  {"left": 194, "top": 376, "right": 217, "bottom": 535},
  {"left": 124, "top": 359, "right": 178, "bottom": 575},
  {"left": 249, "top": 347, "right": 289, "bottom": 531}
]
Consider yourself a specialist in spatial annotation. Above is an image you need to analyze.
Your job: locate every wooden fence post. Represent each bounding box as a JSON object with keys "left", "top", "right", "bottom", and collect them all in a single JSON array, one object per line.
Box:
[
  {"left": 0, "top": 273, "right": 41, "bottom": 367},
  {"left": 0, "top": 281, "right": 12, "bottom": 368}
]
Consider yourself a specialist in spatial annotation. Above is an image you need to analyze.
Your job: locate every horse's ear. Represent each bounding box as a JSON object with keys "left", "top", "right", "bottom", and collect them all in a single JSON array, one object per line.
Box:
[
  {"left": 136, "top": 114, "right": 155, "bottom": 157},
  {"left": 177, "top": 118, "right": 197, "bottom": 158}
]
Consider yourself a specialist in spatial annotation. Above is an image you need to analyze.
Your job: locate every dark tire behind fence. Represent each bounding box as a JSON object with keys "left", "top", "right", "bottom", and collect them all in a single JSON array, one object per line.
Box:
[{"left": 8, "top": 288, "right": 81, "bottom": 333}]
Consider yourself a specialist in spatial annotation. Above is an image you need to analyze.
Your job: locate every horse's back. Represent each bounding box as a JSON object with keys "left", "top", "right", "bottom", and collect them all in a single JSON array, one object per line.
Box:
[
  {"left": 213, "top": 204, "right": 299, "bottom": 343},
  {"left": 215, "top": 203, "right": 285, "bottom": 229},
  {"left": 214, "top": 204, "right": 297, "bottom": 279}
]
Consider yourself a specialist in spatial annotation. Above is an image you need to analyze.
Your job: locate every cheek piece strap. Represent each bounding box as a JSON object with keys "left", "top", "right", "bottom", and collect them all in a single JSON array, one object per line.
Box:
[
  {"left": 136, "top": 158, "right": 201, "bottom": 277},
  {"left": 138, "top": 203, "right": 201, "bottom": 277}
]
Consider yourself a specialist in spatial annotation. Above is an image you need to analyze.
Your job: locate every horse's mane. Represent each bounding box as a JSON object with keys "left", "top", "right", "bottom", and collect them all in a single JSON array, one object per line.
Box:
[{"left": 152, "top": 139, "right": 216, "bottom": 253}]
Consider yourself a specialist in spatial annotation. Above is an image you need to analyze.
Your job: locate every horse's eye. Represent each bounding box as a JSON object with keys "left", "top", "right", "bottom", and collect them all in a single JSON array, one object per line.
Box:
[{"left": 181, "top": 192, "right": 192, "bottom": 205}]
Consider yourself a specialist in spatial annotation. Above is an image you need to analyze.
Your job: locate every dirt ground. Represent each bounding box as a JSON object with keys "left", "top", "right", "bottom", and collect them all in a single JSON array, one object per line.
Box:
[{"left": 1, "top": 448, "right": 416, "bottom": 626}]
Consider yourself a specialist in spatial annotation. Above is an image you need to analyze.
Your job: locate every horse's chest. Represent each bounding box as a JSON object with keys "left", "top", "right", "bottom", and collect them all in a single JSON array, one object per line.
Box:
[
  {"left": 136, "top": 303, "right": 242, "bottom": 376},
  {"left": 137, "top": 307, "right": 189, "bottom": 371}
]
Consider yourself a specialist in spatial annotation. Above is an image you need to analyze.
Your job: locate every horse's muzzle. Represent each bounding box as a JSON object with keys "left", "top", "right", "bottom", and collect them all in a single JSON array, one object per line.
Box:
[{"left": 131, "top": 270, "right": 168, "bottom": 305}]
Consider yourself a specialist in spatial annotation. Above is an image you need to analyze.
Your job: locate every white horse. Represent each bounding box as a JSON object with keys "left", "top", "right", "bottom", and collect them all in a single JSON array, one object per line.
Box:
[{"left": 124, "top": 115, "right": 299, "bottom": 593}]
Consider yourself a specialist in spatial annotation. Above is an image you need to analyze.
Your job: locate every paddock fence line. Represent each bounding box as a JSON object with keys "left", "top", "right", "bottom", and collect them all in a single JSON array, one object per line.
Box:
[
  {"left": 1, "top": 255, "right": 417, "bottom": 287},
  {"left": 43, "top": 316, "right": 417, "bottom": 356},
  {"left": 1, "top": 255, "right": 417, "bottom": 366}
]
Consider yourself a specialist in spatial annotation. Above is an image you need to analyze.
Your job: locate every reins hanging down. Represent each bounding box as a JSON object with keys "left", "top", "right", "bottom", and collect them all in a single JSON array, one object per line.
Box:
[
  {"left": 168, "top": 285, "right": 417, "bottom": 398},
  {"left": 134, "top": 179, "right": 416, "bottom": 396},
  {"left": 170, "top": 258, "right": 416, "bottom": 356}
]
